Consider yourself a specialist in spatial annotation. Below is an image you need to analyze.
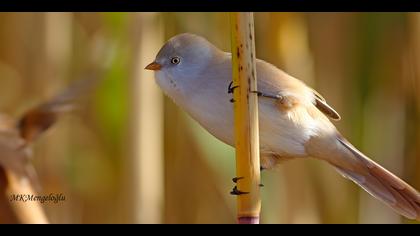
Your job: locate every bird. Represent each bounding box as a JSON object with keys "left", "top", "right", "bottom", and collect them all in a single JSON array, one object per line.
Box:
[
  {"left": 0, "top": 71, "right": 100, "bottom": 223},
  {"left": 145, "top": 33, "right": 420, "bottom": 221},
  {"left": 0, "top": 73, "right": 100, "bottom": 190}
]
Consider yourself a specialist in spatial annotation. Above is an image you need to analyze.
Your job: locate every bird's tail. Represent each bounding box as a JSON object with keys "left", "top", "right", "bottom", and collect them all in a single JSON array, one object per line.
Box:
[{"left": 328, "top": 136, "right": 420, "bottom": 220}]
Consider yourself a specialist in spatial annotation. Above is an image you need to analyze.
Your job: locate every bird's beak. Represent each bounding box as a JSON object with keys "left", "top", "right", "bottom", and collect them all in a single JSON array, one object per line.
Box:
[{"left": 145, "top": 62, "right": 162, "bottom": 71}]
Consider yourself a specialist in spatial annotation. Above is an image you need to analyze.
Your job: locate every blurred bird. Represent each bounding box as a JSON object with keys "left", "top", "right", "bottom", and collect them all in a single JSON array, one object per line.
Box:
[
  {"left": 146, "top": 33, "right": 420, "bottom": 220},
  {"left": 0, "top": 73, "right": 100, "bottom": 190}
]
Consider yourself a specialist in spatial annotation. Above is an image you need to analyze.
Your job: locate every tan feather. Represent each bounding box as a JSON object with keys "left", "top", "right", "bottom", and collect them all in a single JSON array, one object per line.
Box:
[
  {"left": 0, "top": 73, "right": 100, "bottom": 190},
  {"left": 311, "top": 89, "right": 341, "bottom": 120},
  {"left": 18, "top": 73, "right": 100, "bottom": 144},
  {"left": 308, "top": 134, "right": 420, "bottom": 220}
]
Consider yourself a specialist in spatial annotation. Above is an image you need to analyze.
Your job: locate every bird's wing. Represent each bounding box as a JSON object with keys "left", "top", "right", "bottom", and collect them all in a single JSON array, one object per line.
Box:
[
  {"left": 18, "top": 73, "right": 101, "bottom": 143},
  {"left": 311, "top": 89, "right": 341, "bottom": 121},
  {"left": 255, "top": 59, "right": 340, "bottom": 120}
]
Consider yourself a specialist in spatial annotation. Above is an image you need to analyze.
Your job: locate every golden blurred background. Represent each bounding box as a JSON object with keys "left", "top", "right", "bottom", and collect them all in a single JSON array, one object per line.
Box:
[{"left": 0, "top": 12, "right": 419, "bottom": 224}]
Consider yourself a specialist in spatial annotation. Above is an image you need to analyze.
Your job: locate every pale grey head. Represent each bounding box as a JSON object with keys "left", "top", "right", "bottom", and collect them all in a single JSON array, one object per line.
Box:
[{"left": 145, "top": 33, "right": 224, "bottom": 96}]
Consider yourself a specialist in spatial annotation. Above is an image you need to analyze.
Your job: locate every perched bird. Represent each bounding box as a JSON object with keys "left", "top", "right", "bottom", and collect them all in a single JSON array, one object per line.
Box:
[{"left": 145, "top": 33, "right": 420, "bottom": 220}]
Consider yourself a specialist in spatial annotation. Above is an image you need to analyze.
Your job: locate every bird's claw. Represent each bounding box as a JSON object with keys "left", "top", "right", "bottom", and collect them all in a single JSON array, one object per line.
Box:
[
  {"left": 230, "top": 176, "right": 263, "bottom": 195},
  {"left": 230, "top": 186, "right": 249, "bottom": 195},
  {"left": 231, "top": 177, "right": 248, "bottom": 195},
  {"left": 228, "top": 81, "right": 239, "bottom": 94},
  {"left": 228, "top": 81, "right": 238, "bottom": 103},
  {"left": 232, "top": 176, "right": 244, "bottom": 183}
]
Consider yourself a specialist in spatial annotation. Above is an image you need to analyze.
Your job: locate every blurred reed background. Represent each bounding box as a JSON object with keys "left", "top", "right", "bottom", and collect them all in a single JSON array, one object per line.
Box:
[{"left": 0, "top": 12, "right": 418, "bottom": 224}]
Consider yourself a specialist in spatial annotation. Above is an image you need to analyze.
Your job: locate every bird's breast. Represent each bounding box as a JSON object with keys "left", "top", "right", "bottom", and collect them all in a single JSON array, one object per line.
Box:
[
  {"left": 179, "top": 80, "right": 315, "bottom": 157},
  {"left": 183, "top": 80, "right": 235, "bottom": 146}
]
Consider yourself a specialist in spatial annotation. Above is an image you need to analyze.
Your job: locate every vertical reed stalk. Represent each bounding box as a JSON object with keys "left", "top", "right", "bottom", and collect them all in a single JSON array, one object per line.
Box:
[
  {"left": 130, "top": 12, "right": 164, "bottom": 223},
  {"left": 230, "top": 12, "right": 261, "bottom": 224}
]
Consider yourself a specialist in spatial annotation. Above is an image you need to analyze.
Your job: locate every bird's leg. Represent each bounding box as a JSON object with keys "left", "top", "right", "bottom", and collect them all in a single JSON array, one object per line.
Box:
[{"left": 227, "top": 81, "right": 239, "bottom": 103}]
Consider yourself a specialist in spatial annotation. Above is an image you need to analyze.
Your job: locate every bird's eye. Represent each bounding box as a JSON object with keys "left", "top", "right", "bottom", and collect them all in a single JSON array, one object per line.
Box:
[{"left": 171, "top": 57, "right": 180, "bottom": 65}]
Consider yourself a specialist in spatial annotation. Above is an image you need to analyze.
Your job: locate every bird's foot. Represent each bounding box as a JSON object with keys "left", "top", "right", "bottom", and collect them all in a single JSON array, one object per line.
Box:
[
  {"left": 228, "top": 81, "right": 238, "bottom": 103},
  {"left": 230, "top": 186, "right": 249, "bottom": 195},
  {"left": 231, "top": 176, "right": 248, "bottom": 195},
  {"left": 232, "top": 176, "right": 244, "bottom": 183},
  {"left": 228, "top": 81, "right": 239, "bottom": 94},
  {"left": 230, "top": 176, "right": 263, "bottom": 195}
]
